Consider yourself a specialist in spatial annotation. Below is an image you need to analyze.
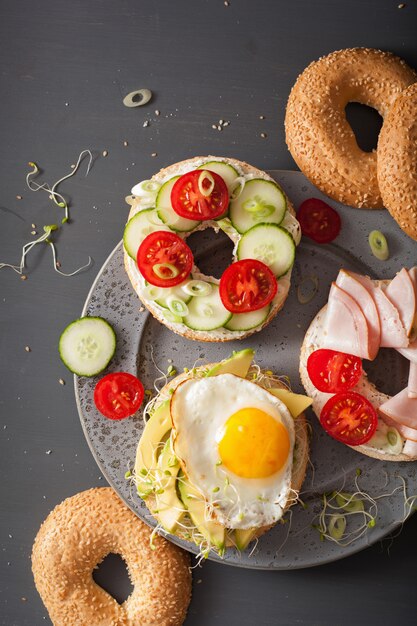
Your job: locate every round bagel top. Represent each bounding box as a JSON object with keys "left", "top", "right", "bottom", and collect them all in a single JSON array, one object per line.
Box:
[
  {"left": 124, "top": 156, "right": 300, "bottom": 341},
  {"left": 285, "top": 48, "right": 417, "bottom": 209},
  {"left": 377, "top": 81, "right": 417, "bottom": 241}
]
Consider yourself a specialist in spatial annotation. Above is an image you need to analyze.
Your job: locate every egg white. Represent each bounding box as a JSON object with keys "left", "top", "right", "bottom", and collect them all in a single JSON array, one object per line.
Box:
[{"left": 171, "top": 373, "right": 295, "bottom": 530}]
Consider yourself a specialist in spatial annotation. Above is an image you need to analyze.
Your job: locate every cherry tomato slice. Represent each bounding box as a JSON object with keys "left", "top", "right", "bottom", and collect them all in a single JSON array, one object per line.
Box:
[
  {"left": 94, "top": 372, "right": 144, "bottom": 420},
  {"left": 320, "top": 391, "right": 377, "bottom": 446},
  {"left": 219, "top": 259, "right": 278, "bottom": 313},
  {"left": 171, "top": 169, "right": 229, "bottom": 220},
  {"left": 307, "top": 349, "right": 363, "bottom": 393},
  {"left": 297, "top": 198, "right": 341, "bottom": 243},
  {"left": 137, "top": 230, "right": 193, "bottom": 288}
]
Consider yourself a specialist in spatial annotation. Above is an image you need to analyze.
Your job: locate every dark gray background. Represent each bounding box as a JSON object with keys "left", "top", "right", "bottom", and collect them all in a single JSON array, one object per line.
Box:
[{"left": 1, "top": 1, "right": 416, "bottom": 624}]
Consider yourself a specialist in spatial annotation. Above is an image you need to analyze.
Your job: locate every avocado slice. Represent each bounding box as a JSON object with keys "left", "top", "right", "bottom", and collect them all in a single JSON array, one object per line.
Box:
[
  {"left": 268, "top": 388, "right": 312, "bottom": 418},
  {"left": 152, "top": 439, "right": 185, "bottom": 533},
  {"left": 135, "top": 400, "right": 171, "bottom": 478},
  {"left": 206, "top": 348, "right": 255, "bottom": 378},
  {"left": 178, "top": 472, "right": 225, "bottom": 554},
  {"left": 234, "top": 528, "right": 257, "bottom": 551}
]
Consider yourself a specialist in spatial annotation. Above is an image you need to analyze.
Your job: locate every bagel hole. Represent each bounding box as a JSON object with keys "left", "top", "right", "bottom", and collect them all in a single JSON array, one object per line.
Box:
[
  {"left": 92, "top": 553, "right": 133, "bottom": 604},
  {"left": 365, "top": 348, "right": 409, "bottom": 397},
  {"left": 345, "top": 103, "right": 383, "bottom": 152},
  {"left": 185, "top": 227, "right": 234, "bottom": 279}
]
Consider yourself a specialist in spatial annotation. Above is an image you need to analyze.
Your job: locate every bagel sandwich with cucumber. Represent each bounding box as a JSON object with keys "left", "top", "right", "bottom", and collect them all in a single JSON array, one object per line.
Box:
[
  {"left": 123, "top": 156, "right": 301, "bottom": 341},
  {"left": 133, "top": 349, "right": 311, "bottom": 556}
]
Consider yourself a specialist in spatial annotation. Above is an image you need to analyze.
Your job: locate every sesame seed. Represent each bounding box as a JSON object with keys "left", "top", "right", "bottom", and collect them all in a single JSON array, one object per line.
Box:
[
  {"left": 31, "top": 223, "right": 36, "bottom": 229},
  {"left": 259, "top": 115, "right": 265, "bottom": 120},
  {"left": 102, "top": 150, "right": 108, "bottom": 157},
  {"left": 398, "top": 3, "right": 405, "bottom": 8},
  {"left": 45, "top": 450, "right": 52, "bottom": 455},
  {"left": 211, "top": 124, "right": 217, "bottom": 130},
  {"left": 143, "top": 120, "right": 149, "bottom": 127},
  {"left": 224, "top": 0, "right": 229, "bottom": 5},
  {"left": 25, "top": 346, "right": 31, "bottom": 352},
  {"left": 155, "top": 110, "right": 160, "bottom": 116},
  {"left": 20, "top": 275, "right": 27, "bottom": 281},
  {"left": 123, "top": 140, "right": 128, "bottom": 146},
  {"left": 31, "top": 230, "right": 37, "bottom": 235},
  {"left": 151, "top": 152, "right": 157, "bottom": 157},
  {"left": 16, "top": 195, "right": 22, "bottom": 200},
  {"left": 260, "top": 132, "right": 267, "bottom": 138},
  {"left": 59, "top": 378, "right": 65, "bottom": 386}
]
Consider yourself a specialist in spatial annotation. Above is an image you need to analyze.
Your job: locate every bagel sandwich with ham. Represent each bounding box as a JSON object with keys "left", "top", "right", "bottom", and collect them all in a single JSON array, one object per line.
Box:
[{"left": 300, "top": 267, "right": 417, "bottom": 462}]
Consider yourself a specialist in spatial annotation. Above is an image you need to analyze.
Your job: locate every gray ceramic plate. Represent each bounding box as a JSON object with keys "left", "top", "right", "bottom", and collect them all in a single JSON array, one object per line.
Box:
[{"left": 75, "top": 170, "right": 416, "bottom": 570}]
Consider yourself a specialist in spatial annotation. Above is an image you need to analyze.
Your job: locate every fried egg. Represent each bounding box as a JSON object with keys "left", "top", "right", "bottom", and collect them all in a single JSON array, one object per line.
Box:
[{"left": 171, "top": 373, "right": 295, "bottom": 529}]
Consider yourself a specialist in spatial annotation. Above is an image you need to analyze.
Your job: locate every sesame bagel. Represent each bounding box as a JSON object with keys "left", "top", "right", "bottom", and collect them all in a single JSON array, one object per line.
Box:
[
  {"left": 124, "top": 156, "right": 300, "bottom": 342},
  {"left": 134, "top": 356, "right": 310, "bottom": 556},
  {"left": 285, "top": 48, "right": 416, "bottom": 209},
  {"left": 300, "top": 294, "right": 417, "bottom": 463},
  {"left": 32, "top": 488, "right": 191, "bottom": 626},
  {"left": 377, "top": 82, "right": 417, "bottom": 241}
]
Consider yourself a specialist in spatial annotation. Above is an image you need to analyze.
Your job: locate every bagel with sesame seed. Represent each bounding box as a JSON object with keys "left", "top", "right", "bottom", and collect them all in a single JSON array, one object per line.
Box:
[
  {"left": 377, "top": 82, "right": 417, "bottom": 241},
  {"left": 31, "top": 488, "right": 191, "bottom": 626},
  {"left": 285, "top": 48, "right": 416, "bottom": 209}
]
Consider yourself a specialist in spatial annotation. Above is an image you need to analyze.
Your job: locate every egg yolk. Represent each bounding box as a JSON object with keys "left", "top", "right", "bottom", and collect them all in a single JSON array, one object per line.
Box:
[{"left": 218, "top": 408, "right": 290, "bottom": 479}]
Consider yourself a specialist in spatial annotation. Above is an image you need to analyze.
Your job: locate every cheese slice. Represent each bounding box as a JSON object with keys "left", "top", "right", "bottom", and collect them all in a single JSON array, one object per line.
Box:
[{"left": 268, "top": 388, "right": 312, "bottom": 418}]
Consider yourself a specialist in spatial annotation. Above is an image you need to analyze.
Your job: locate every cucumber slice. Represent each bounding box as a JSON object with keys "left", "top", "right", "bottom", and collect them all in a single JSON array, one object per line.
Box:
[
  {"left": 229, "top": 179, "right": 286, "bottom": 234},
  {"left": 59, "top": 317, "right": 116, "bottom": 376},
  {"left": 197, "top": 161, "right": 239, "bottom": 190},
  {"left": 183, "top": 284, "right": 232, "bottom": 331},
  {"left": 237, "top": 223, "right": 295, "bottom": 277},
  {"left": 123, "top": 209, "right": 169, "bottom": 259},
  {"left": 156, "top": 176, "right": 198, "bottom": 232},
  {"left": 224, "top": 304, "right": 271, "bottom": 332}
]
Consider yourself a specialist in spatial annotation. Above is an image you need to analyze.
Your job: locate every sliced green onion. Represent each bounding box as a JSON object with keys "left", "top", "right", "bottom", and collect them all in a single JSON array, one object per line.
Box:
[
  {"left": 182, "top": 280, "right": 212, "bottom": 297},
  {"left": 369, "top": 230, "right": 389, "bottom": 261},
  {"left": 198, "top": 171, "right": 215, "bottom": 197},
  {"left": 143, "top": 285, "right": 163, "bottom": 301},
  {"left": 386, "top": 428, "right": 403, "bottom": 455},
  {"left": 153, "top": 263, "right": 180, "bottom": 280},
  {"left": 328, "top": 514, "right": 346, "bottom": 540},
  {"left": 335, "top": 492, "right": 364, "bottom": 513},
  {"left": 123, "top": 88, "right": 152, "bottom": 108},
  {"left": 230, "top": 177, "right": 245, "bottom": 200},
  {"left": 216, "top": 217, "right": 235, "bottom": 234},
  {"left": 166, "top": 296, "right": 189, "bottom": 317},
  {"left": 131, "top": 179, "right": 161, "bottom": 197},
  {"left": 243, "top": 194, "right": 274, "bottom": 217},
  {"left": 297, "top": 274, "right": 319, "bottom": 305},
  {"left": 163, "top": 310, "right": 183, "bottom": 324}
]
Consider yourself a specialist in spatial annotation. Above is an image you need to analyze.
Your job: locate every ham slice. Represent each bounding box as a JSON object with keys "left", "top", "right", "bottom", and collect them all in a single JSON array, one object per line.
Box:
[
  {"left": 380, "top": 412, "right": 417, "bottom": 442},
  {"left": 408, "top": 362, "right": 417, "bottom": 399},
  {"left": 384, "top": 268, "right": 416, "bottom": 337},
  {"left": 398, "top": 337, "right": 417, "bottom": 364},
  {"left": 378, "top": 388, "right": 417, "bottom": 430},
  {"left": 336, "top": 270, "right": 380, "bottom": 360},
  {"left": 403, "top": 439, "right": 417, "bottom": 458},
  {"left": 352, "top": 273, "right": 408, "bottom": 348},
  {"left": 323, "top": 283, "right": 371, "bottom": 359}
]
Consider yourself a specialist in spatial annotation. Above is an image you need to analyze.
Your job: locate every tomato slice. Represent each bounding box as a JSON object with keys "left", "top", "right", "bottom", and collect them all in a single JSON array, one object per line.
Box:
[
  {"left": 307, "top": 349, "right": 363, "bottom": 393},
  {"left": 320, "top": 391, "right": 377, "bottom": 446},
  {"left": 137, "top": 230, "right": 193, "bottom": 288},
  {"left": 171, "top": 169, "right": 229, "bottom": 220},
  {"left": 94, "top": 372, "right": 144, "bottom": 420},
  {"left": 219, "top": 259, "right": 278, "bottom": 313},
  {"left": 297, "top": 198, "right": 341, "bottom": 243}
]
